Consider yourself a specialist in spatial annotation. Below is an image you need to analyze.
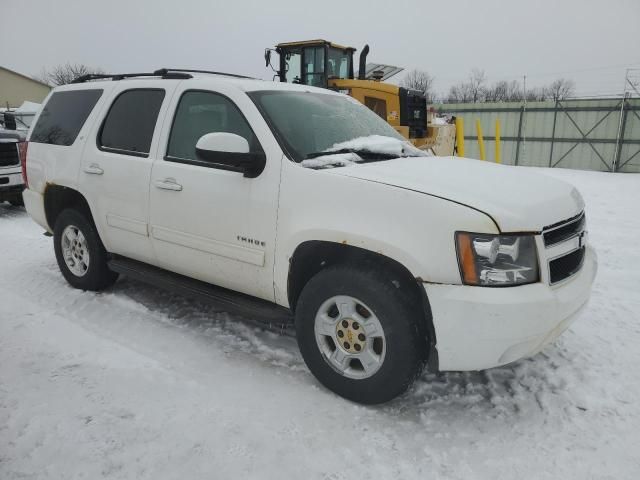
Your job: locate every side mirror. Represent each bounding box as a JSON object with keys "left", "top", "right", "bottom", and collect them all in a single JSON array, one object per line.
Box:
[
  {"left": 3, "top": 113, "right": 17, "bottom": 130},
  {"left": 195, "top": 132, "right": 265, "bottom": 178},
  {"left": 264, "top": 49, "right": 272, "bottom": 68}
]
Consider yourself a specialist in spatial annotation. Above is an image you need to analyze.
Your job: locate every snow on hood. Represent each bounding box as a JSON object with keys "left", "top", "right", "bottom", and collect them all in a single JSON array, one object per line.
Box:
[
  {"left": 301, "top": 152, "right": 362, "bottom": 169},
  {"left": 326, "top": 135, "right": 429, "bottom": 157},
  {"left": 326, "top": 156, "right": 585, "bottom": 232},
  {"left": 300, "top": 135, "right": 429, "bottom": 169}
]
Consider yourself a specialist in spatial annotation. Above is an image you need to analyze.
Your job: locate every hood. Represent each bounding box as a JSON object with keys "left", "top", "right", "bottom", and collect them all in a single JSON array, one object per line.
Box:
[
  {"left": 327, "top": 156, "right": 584, "bottom": 232},
  {"left": 0, "top": 129, "right": 25, "bottom": 141}
]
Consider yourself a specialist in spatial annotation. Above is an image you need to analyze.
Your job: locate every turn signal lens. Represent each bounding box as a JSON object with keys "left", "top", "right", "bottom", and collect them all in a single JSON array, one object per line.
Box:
[
  {"left": 456, "top": 232, "right": 479, "bottom": 285},
  {"left": 18, "top": 141, "right": 29, "bottom": 188}
]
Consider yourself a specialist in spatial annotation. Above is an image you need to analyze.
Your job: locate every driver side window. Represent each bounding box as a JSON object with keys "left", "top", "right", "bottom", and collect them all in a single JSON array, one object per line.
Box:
[{"left": 166, "top": 90, "right": 261, "bottom": 162}]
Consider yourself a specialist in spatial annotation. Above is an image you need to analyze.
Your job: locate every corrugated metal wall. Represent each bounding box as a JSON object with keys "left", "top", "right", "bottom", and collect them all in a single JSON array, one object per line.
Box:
[{"left": 437, "top": 98, "right": 640, "bottom": 173}]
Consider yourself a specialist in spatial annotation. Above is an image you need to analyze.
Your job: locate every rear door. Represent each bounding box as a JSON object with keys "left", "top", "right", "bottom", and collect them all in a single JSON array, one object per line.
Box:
[
  {"left": 148, "top": 84, "right": 283, "bottom": 301},
  {"left": 80, "top": 83, "right": 177, "bottom": 264}
]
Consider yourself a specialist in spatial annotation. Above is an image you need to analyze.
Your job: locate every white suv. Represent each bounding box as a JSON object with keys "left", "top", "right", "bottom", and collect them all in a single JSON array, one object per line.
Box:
[{"left": 22, "top": 69, "right": 597, "bottom": 404}]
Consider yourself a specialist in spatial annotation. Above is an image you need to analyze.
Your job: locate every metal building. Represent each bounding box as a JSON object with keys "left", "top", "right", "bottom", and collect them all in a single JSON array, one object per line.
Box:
[{"left": 0, "top": 66, "right": 51, "bottom": 109}]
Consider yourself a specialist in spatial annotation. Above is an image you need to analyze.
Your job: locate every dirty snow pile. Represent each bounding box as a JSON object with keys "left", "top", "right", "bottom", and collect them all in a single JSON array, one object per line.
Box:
[
  {"left": 1, "top": 168, "right": 640, "bottom": 479},
  {"left": 431, "top": 116, "right": 450, "bottom": 126}
]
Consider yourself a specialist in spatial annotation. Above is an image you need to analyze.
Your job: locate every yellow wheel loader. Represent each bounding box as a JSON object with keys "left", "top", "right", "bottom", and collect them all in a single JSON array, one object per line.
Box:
[{"left": 265, "top": 39, "right": 455, "bottom": 155}]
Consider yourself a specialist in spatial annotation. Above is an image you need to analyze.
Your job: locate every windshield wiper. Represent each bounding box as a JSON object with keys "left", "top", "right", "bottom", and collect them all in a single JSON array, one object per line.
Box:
[{"left": 305, "top": 148, "right": 401, "bottom": 162}]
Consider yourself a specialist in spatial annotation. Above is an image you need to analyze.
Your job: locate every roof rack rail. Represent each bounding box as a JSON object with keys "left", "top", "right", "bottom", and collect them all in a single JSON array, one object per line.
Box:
[
  {"left": 153, "top": 68, "right": 255, "bottom": 80},
  {"left": 71, "top": 71, "right": 192, "bottom": 84}
]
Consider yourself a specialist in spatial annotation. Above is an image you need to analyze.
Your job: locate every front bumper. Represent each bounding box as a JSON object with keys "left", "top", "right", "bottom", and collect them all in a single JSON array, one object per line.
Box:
[
  {"left": 0, "top": 172, "right": 24, "bottom": 201},
  {"left": 424, "top": 245, "right": 597, "bottom": 371}
]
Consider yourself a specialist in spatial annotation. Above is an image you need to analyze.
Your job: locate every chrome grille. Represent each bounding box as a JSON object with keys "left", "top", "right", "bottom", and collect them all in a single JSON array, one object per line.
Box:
[
  {"left": 549, "top": 247, "right": 586, "bottom": 284},
  {"left": 0, "top": 142, "right": 19, "bottom": 167},
  {"left": 543, "top": 211, "right": 587, "bottom": 285},
  {"left": 543, "top": 212, "right": 585, "bottom": 247}
]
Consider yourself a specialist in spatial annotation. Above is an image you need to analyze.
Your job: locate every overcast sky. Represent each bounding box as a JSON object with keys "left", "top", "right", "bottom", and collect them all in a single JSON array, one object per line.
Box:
[{"left": 2, "top": 0, "right": 639, "bottom": 97}]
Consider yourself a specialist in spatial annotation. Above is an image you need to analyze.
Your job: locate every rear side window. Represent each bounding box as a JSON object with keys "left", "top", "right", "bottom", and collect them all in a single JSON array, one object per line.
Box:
[
  {"left": 31, "top": 90, "right": 103, "bottom": 146},
  {"left": 99, "top": 89, "right": 165, "bottom": 157}
]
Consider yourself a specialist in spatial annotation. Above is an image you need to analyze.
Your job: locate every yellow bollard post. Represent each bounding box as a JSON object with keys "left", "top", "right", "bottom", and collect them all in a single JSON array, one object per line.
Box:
[
  {"left": 476, "top": 119, "right": 486, "bottom": 160},
  {"left": 455, "top": 117, "right": 465, "bottom": 157},
  {"left": 495, "top": 118, "right": 501, "bottom": 164}
]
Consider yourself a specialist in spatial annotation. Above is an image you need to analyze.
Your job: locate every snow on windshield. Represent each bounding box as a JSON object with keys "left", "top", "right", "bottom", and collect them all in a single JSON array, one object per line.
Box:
[
  {"left": 328, "top": 135, "right": 417, "bottom": 155},
  {"left": 300, "top": 135, "right": 431, "bottom": 169}
]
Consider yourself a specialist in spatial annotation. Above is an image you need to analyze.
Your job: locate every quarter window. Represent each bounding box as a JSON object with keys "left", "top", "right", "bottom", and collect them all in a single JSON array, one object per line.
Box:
[
  {"left": 31, "top": 90, "right": 103, "bottom": 146},
  {"left": 99, "top": 89, "right": 165, "bottom": 156},
  {"left": 167, "top": 91, "right": 261, "bottom": 162}
]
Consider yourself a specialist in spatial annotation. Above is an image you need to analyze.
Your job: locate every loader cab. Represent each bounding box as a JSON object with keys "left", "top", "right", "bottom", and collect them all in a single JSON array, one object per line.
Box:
[
  {"left": 265, "top": 39, "right": 434, "bottom": 148},
  {"left": 271, "top": 40, "right": 356, "bottom": 88}
]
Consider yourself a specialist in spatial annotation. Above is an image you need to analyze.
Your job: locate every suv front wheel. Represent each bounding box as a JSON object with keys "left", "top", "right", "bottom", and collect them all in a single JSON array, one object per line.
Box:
[
  {"left": 53, "top": 208, "right": 118, "bottom": 291},
  {"left": 295, "top": 264, "right": 427, "bottom": 404}
]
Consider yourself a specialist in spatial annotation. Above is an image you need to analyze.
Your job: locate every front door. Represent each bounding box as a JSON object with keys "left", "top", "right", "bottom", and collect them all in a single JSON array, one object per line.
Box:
[{"left": 148, "top": 86, "right": 282, "bottom": 301}]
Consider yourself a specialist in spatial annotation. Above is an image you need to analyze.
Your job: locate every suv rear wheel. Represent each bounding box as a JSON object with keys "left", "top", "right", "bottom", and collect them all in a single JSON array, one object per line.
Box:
[
  {"left": 53, "top": 208, "right": 118, "bottom": 291},
  {"left": 295, "top": 264, "right": 427, "bottom": 404}
]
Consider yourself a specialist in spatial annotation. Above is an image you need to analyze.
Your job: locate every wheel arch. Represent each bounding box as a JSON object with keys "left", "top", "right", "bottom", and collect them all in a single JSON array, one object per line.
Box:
[
  {"left": 43, "top": 184, "right": 95, "bottom": 231},
  {"left": 287, "top": 240, "right": 438, "bottom": 369}
]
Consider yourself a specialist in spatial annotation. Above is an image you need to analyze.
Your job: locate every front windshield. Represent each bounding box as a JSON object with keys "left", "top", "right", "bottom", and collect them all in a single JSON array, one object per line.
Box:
[{"left": 248, "top": 90, "right": 408, "bottom": 163}]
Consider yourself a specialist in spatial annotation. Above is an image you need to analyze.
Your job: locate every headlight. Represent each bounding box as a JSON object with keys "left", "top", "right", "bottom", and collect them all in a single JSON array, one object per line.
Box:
[{"left": 455, "top": 232, "right": 539, "bottom": 286}]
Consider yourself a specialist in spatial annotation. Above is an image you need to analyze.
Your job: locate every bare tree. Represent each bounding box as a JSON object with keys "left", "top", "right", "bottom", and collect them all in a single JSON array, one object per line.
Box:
[
  {"left": 401, "top": 69, "right": 435, "bottom": 103},
  {"left": 483, "top": 80, "right": 524, "bottom": 102},
  {"left": 36, "top": 63, "right": 105, "bottom": 86},
  {"left": 446, "top": 68, "right": 487, "bottom": 103},
  {"left": 506, "top": 80, "right": 525, "bottom": 101},
  {"left": 446, "top": 83, "right": 470, "bottom": 103},
  {"left": 443, "top": 72, "right": 579, "bottom": 104},
  {"left": 484, "top": 80, "right": 508, "bottom": 102},
  {"left": 545, "top": 78, "right": 575, "bottom": 102},
  {"left": 468, "top": 68, "right": 487, "bottom": 103},
  {"left": 527, "top": 87, "right": 550, "bottom": 101}
]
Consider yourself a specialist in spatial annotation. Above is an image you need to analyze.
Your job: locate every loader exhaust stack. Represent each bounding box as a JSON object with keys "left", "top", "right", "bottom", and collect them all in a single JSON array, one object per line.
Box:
[{"left": 358, "top": 44, "right": 370, "bottom": 80}]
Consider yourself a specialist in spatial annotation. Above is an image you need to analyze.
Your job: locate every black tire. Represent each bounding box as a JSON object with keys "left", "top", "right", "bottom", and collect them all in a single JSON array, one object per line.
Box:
[
  {"left": 53, "top": 208, "right": 118, "bottom": 291},
  {"left": 295, "top": 264, "right": 428, "bottom": 404}
]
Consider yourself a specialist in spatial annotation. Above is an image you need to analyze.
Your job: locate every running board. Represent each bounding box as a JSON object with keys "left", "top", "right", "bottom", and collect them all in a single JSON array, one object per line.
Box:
[{"left": 107, "top": 256, "right": 295, "bottom": 336}]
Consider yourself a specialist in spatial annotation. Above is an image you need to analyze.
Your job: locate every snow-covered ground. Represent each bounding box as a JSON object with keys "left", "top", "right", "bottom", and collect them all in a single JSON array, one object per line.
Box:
[{"left": 1, "top": 168, "right": 639, "bottom": 479}]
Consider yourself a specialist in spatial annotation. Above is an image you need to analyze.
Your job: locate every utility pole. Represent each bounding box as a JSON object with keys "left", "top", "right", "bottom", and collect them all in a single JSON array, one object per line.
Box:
[
  {"left": 612, "top": 70, "right": 628, "bottom": 172},
  {"left": 522, "top": 74, "right": 527, "bottom": 164},
  {"left": 612, "top": 69, "right": 639, "bottom": 172}
]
